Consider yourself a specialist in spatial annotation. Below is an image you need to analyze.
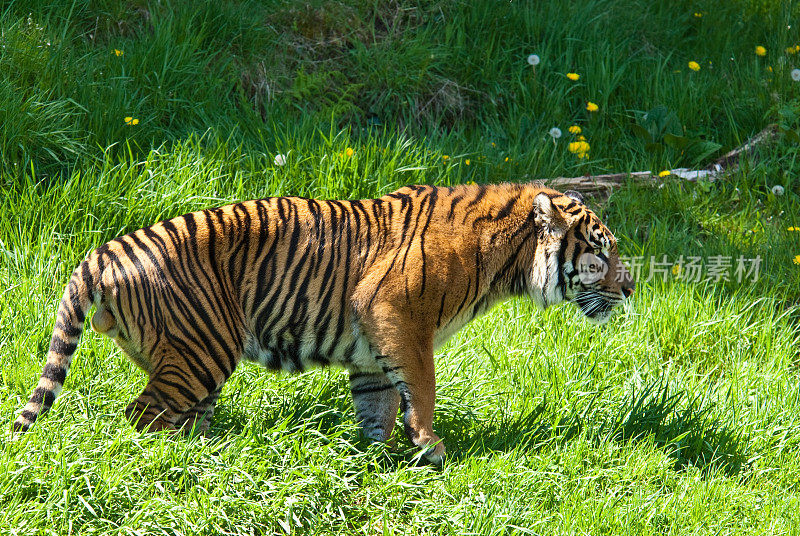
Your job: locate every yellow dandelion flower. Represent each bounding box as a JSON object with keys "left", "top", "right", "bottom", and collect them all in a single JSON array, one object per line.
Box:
[
  {"left": 577, "top": 135, "right": 586, "bottom": 141},
  {"left": 491, "top": 142, "right": 496, "bottom": 147},
  {"left": 788, "top": 227, "right": 800, "bottom": 231},
  {"left": 693, "top": 12, "right": 703, "bottom": 18},
  {"left": 755, "top": 46, "right": 766, "bottom": 56},
  {"left": 443, "top": 155, "right": 449, "bottom": 161},
  {"left": 345, "top": 147, "right": 354, "bottom": 157},
  {"left": 586, "top": 102, "right": 599, "bottom": 112},
  {"left": 504, "top": 157, "right": 509, "bottom": 162},
  {"left": 568, "top": 125, "right": 582, "bottom": 134},
  {"left": 113, "top": 49, "right": 123, "bottom": 57},
  {"left": 567, "top": 72, "right": 580, "bottom": 81},
  {"left": 568, "top": 141, "right": 591, "bottom": 159},
  {"left": 688, "top": 61, "right": 700, "bottom": 71},
  {"left": 767, "top": 65, "right": 773, "bottom": 72},
  {"left": 672, "top": 264, "right": 681, "bottom": 276},
  {"left": 794, "top": 255, "right": 800, "bottom": 265},
  {"left": 659, "top": 170, "right": 671, "bottom": 177},
  {"left": 124, "top": 116, "right": 139, "bottom": 125},
  {"left": 465, "top": 159, "right": 471, "bottom": 165}
]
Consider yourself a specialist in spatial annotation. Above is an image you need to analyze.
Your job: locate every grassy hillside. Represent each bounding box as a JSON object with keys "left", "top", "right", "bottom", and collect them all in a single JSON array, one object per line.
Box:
[{"left": 1, "top": 0, "right": 800, "bottom": 534}]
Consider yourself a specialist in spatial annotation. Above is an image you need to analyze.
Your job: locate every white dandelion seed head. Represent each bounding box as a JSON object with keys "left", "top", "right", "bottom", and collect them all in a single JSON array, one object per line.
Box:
[
  {"left": 274, "top": 153, "right": 287, "bottom": 166},
  {"left": 791, "top": 68, "right": 800, "bottom": 81},
  {"left": 527, "top": 54, "right": 540, "bottom": 66},
  {"left": 549, "top": 127, "right": 562, "bottom": 139},
  {"left": 772, "top": 185, "right": 785, "bottom": 196}
]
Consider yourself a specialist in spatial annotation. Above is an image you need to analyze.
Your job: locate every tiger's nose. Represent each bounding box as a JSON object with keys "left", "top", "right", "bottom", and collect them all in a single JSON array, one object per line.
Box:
[
  {"left": 619, "top": 266, "right": 635, "bottom": 299},
  {"left": 621, "top": 284, "right": 634, "bottom": 299}
]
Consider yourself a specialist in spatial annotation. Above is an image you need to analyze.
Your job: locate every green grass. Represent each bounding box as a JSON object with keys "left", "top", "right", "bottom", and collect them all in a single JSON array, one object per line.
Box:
[{"left": 2, "top": 0, "right": 800, "bottom": 534}]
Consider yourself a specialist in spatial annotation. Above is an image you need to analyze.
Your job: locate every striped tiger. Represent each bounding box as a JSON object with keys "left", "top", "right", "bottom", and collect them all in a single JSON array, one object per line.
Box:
[{"left": 13, "top": 183, "right": 633, "bottom": 463}]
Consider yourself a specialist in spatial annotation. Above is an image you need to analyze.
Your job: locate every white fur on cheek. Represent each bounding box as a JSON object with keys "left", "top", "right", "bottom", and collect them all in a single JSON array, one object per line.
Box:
[{"left": 529, "top": 239, "right": 564, "bottom": 309}]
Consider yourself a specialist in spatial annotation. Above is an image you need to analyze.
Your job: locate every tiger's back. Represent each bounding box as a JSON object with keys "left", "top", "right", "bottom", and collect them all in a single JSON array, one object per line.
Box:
[{"left": 14, "top": 183, "right": 634, "bottom": 463}]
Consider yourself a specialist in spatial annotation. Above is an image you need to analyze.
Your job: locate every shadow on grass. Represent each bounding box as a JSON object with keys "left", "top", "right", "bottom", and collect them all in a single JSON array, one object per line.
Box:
[
  {"left": 204, "top": 377, "right": 748, "bottom": 475},
  {"left": 441, "top": 380, "right": 749, "bottom": 476},
  {"left": 208, "top": 380, "right": 353, "bottom": 440}
]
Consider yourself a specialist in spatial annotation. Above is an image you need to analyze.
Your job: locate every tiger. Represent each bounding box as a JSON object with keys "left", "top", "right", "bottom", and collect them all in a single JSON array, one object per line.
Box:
[{"left": 13, "top": 182, "right": 634, "bottom": 463}]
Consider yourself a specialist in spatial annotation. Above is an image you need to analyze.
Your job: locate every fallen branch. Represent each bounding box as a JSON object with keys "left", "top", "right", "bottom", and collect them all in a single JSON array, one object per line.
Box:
[
  {"left": 543, "top": 124, "right": 779, "bottom": 199},
  {"left": 711, "top": 124, "right": 779, "bottom": 170}
]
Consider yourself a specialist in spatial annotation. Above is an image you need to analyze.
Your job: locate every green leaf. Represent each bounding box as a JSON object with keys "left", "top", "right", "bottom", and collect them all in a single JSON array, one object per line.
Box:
[
  {"left": 631, "top": 123, "right": 653, "bottom": 142},
  {"left": 663, "top": 133, "right": 690, "bottom": 150},
  {"left": 690, "top": 139, "right": 723, "bottom": 164},
  {"left": 645, "top": 142, "right": 664, "bottom": 154},
  {"left": 640, "top": 105, "right": 683, "bottom": 142}
]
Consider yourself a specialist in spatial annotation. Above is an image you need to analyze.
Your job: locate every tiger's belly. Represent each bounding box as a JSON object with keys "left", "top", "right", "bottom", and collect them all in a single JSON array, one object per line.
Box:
[{"left": 241, "top": 319, "right": 381, "bottom": 375}]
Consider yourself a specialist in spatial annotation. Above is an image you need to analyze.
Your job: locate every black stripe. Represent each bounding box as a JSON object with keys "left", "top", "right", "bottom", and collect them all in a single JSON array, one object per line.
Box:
[
  {"left": 49, "top": 336, "right": 77, "bottom": 356},
  {"left": 461, "top": 186, "right": 488, "bottom": 224},
  {"left": 229, "top": 203, "right": 253, "bottom": 292},
  {"left": 152, "top": 375, "right": 202, "bottom": 405},
  {"left": 81, "top": 260, "right": 94, "bottom": 289},
  {"left": 494, "top": 196, "right": 518, "bottom": 221},
  {"left": 348, "top": 372, "right": 373, "bottom": 381},
  {"left": 68, "top": 279, "right": 86, "bottom": 323},
  {"left": 436, "top": 293, "right": 447, "bottom": 327},
  {"left": 55, "top": 320, "right": 82, "bottom": 338},
  {"left": 447, "top": 193, "right": 465, "bottom": 222},
  {"left": 451, "top": 279, "right": 473, "bottom": 321},
  {"left": 490, "top": 228, "right": 535, "bottom": 291},
  {"left": 417, "top": 188, "right": 438, "bottom": 297},
  {"left": 30, "top": 387, "right": 56, "bottom": 408},
  {"left": 41, "top": 363, "right": 67, "bottom": 384},
  {"left": 555, "top": 238, "right": 568, "bottom": 298},
  {"left": 103, "top": 246, "right": 134, "bottom": 336},
  {"left": 350, "top": 384, "right": 394, "bottom": 395},
  {"left": 332, "top": 202, "right": 354, "bottom": 346}
]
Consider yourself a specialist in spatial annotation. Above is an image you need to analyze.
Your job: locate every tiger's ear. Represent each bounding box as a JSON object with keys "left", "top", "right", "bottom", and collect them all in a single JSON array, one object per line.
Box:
[
  {"left": 564, "top": 190, "right": 584, "bottom": 205},
  {"left": 533, "top": 192, "right": 568, "bottom": 236}
]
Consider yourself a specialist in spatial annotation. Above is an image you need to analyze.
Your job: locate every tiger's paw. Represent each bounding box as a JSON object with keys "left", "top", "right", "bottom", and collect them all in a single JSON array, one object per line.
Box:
[{"left": 414, "top": 439, "right": 445, "bottom": 465}]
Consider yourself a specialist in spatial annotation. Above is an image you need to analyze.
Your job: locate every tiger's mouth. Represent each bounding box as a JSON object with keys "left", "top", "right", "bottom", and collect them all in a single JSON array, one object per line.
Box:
[{"left": 574, "top": 290, "right": 623, "bottom": 324}]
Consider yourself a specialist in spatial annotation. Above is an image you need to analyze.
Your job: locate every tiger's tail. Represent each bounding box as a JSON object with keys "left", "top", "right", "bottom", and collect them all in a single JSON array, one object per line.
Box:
[{"left": 13, "top": 261, "right": 95, "bottom": 432}]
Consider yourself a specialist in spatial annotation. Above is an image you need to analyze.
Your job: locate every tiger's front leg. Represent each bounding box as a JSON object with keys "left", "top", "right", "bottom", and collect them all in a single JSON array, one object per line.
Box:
[
  {"left": 359, "top": 317, "right": 445, "bottom": 464},
  {"left": 386, "top": 346, "right": 445, "bottom": 464},
  {"left": 348, "top": 370, "right": 401, "bottom": 443}
]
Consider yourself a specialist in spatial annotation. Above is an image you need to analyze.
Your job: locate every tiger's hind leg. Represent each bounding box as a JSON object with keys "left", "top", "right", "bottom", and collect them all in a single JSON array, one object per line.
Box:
[
  {"left": 124, "top": 380, "right": 183, "bottom": 432},
  {"left": 124, "top": 347, "right": 233, "bottom": 434},
  {"left": 174, "top": 386, "right": 222, "bottom": 435},
  {"left": 348, "top": 370, "right": 401, "bottom": 443}
]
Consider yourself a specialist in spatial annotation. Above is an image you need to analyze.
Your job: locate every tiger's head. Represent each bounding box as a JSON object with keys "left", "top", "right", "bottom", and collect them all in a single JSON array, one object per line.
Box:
[{"left": 528, "top": 187, "right": 634, "bottom": 323}]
